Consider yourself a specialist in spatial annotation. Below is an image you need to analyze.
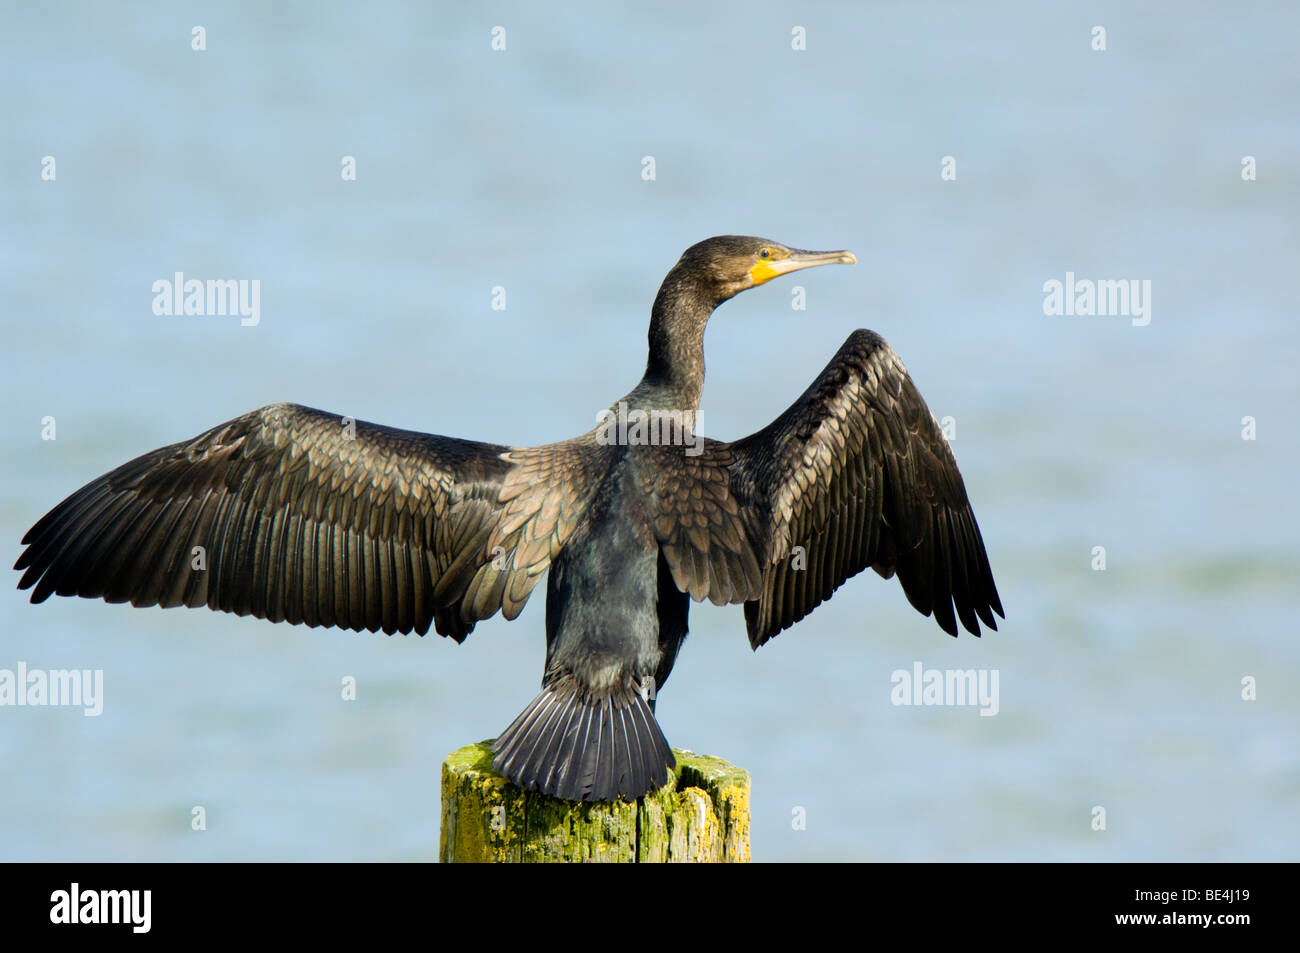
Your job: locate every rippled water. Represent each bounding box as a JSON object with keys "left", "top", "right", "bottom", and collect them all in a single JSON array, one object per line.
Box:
[{"left": 2, "top": 2, "right": 1296, "bottom": 861}]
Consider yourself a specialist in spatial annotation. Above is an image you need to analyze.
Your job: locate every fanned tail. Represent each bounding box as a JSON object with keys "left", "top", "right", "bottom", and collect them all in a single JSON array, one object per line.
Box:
[{"left": 492, "top": 675, "right": 675, "bottom": 802}]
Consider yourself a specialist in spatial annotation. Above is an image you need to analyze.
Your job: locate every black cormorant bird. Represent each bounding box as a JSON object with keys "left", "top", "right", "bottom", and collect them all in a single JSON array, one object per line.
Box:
[{"left": 15, "top": 236, "right": 1003, "bottom": 802}]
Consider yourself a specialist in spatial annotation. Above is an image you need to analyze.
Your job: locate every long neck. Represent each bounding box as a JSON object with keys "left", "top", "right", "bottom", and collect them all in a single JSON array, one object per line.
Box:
[{"left": 627, "top": 265, "right": 716, "bottom": 413}]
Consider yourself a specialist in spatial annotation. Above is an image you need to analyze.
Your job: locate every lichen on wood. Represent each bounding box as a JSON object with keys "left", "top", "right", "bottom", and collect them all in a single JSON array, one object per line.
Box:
[{"left": 440, "top": 741, "right": 750, "bottom": 863}]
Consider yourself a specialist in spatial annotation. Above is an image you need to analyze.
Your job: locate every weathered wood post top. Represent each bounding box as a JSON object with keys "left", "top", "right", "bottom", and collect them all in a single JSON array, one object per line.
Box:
[{"left": 440, "top": 741, "right": 750, "bottom": 863}]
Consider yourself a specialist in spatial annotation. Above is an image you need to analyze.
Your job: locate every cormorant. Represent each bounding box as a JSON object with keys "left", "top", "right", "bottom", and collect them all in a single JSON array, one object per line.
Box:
[{"left": 15, "top": 236, "right": 1003, "bottom": 802}]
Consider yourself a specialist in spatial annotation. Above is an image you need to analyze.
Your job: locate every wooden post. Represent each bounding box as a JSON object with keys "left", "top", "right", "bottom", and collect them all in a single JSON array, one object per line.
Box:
[{"left": 440, "top": 740, "right": 750, "bottom": 862}]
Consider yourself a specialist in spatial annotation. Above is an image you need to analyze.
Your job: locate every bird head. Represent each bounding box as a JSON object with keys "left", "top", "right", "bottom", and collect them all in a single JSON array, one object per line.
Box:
[{"left": 674, "top": 235, "right": 856, "bottom": 305}]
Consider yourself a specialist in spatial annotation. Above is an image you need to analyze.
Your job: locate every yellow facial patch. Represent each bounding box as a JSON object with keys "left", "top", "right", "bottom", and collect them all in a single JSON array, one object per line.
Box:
[{"left": 748, "top": 260, "right": 782, "bottom": 286}]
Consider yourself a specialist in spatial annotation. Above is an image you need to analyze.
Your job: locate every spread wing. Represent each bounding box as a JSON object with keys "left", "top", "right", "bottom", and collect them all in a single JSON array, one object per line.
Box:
[
  {"left": 641, "top": 330, "right": 1003, "bottom": 646},
  {"left": 15, "top": 402, "right": 605, "bottom": 639}
]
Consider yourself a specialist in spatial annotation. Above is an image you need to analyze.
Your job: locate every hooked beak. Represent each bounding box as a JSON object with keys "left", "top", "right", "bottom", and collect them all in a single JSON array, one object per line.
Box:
[{"left": 749, "top": 249, "right": 857, "bottom": 286}]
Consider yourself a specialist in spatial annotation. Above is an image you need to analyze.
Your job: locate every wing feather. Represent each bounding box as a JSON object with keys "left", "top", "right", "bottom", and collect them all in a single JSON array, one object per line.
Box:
[
  {"left": 643, "top": 330, "right": 1003, "bottom": 645},
  {"left": 16, "top": 402, "right": 606, "bottom": 639}
]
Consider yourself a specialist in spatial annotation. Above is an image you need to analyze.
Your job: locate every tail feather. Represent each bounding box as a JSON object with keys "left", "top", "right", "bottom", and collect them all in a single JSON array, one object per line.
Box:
[
  {"left": 513, "top": 691, "right": 563, "bottom": 767},
  {"left": 630, "top": 701, "right": 659, "bottom": 794},
  {"left": 573, "top": 700, "right": 601, "bottom": 796},
  {"left": 539, "top": 691, "right": 582, "bottom": 793},
  {"left": 624, "top": 704, "right": 649, "bottom": 796},
  {"left": 594, "top": 695, "right": 615, "bottom": 799},
  {"left": 493, "top": 676, "right": 674, "bottom": 802}
]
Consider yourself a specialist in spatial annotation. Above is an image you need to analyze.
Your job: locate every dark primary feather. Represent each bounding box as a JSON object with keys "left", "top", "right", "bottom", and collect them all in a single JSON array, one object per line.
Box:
[
  {"left": 642, "top": 330, "right": 1003, "bottom": 644},
  {"left": 14, "top": 402, "right": 604, "bottom": 638}
]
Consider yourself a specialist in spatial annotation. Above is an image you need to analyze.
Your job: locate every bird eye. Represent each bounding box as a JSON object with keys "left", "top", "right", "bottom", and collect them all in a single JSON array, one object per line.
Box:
[{"left": 759, "top": 248, "right": 772, "bottom": 260}]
